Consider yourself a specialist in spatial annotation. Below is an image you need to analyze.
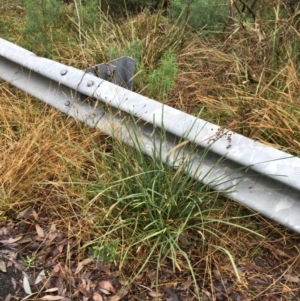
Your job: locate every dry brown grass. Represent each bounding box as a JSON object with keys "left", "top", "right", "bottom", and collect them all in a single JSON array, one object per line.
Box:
[
  {"left": 0, "top": 83, "right": 104, "bottom": 234},
  {"left": 1, "top": 82, "right": 300, "bottom": 300},
  {"left": 1, "top": 1, "right": 300, "bottom": 300},
  {"left": 168, "top": 22, "right": 300, "bottom": 155}
]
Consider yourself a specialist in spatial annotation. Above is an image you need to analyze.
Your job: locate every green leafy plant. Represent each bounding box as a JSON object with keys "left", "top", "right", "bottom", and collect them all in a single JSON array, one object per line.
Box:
[
  {"left": 107, "top": 38, "right": 143, "bottom": 61},
  {"left": 146, "top": 50, "right": 177, "bottom": 99},
  {"left": 90, "top": 239, "right": 120, "bottom": 263},
  {"left": 23, "top": 255, "right": 36, "bottom": 271},
  {"left": 106, "top": 40, "right": 177, "bottom": 100}
]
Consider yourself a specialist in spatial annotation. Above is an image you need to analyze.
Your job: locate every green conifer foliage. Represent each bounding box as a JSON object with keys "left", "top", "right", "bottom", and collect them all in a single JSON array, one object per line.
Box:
[
  {"left": 171, "top": 0, "right": 228, "bottom": 30},
  {"left": 22, "top": 0, "right": 63, "bottom": 57}
]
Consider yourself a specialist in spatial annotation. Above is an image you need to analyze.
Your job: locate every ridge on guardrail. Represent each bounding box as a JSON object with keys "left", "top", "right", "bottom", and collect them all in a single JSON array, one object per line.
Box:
[{"left": 0, "top": 38, "right": 300, "bottom": 233}]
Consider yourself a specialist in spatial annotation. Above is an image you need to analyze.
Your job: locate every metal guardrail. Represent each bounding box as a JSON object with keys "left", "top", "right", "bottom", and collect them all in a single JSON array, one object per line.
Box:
[{"left": 1, "top": 38, "right": 300, "bottom": 233}]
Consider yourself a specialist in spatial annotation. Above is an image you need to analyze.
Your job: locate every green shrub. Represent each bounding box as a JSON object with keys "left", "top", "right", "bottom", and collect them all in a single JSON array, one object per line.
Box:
[
  {"left": 146, "top": 50, "right": 177, "bottom": 99},
  {"left": 171, "top": 0, "right": 229, "bottom": 30},
  {"left": 106, "top": 39, "right": 177, "bottom": 100},
  {"left": 102, "top": 0, "right": 229, "bottom": 30},
  {"left": 21, "top": 0, "right": 63, "bottom": 57},
  {"left": 100, "top": 0, "right": 165, "bottom": 14},
  {"left": 107, "top": 38, "right": 143, "bottom": 61},
  {"left": 76, "top": 0, "right": 101, "bottom": 31}
]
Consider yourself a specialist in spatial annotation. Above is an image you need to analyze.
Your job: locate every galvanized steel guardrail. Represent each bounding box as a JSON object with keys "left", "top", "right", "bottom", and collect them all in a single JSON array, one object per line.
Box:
[{"left": 1, "top": 38, "right": 300, "bottom": 233}]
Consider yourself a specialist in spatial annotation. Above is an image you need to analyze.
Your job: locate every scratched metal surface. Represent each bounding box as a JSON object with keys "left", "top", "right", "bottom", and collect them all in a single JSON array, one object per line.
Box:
[{"left": 1, "top": 38, "right": 300, "bottom": 232}]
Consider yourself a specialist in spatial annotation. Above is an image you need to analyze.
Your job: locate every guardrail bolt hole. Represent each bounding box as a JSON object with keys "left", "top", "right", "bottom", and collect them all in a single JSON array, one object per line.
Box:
[
  {"left": 87, "top": 80, "right": 94, "bottom": 87},
  {"left": 60, "top": 69, "right": 68, "bottom": 75}
]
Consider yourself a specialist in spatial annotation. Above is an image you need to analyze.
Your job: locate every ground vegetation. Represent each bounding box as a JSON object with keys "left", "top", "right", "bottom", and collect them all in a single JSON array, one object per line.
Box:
[{"left": 0, "top": 0, "right": 300, "bottom": 300}]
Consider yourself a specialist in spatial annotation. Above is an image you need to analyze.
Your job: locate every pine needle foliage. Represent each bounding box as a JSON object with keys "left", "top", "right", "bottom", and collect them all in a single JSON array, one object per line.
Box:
[
  {"left": 100, "top": 0, "right": 166, "bottom": 14},
  {"left": 21, "top": 0, "right": 63, "bottom": 57},
  {"left": 171, "top": 0, "right": 229, "bottom": 31}
]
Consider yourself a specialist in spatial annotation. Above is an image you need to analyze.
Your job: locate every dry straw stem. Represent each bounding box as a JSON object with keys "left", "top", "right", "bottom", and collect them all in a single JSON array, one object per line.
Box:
[
  {"left": 73, "top": 8, "right": 191, "bottom": 68},
  {"left": 1, "top": 1, "right": 300, "bottom": 299},
  {"left": 0, "top": 82, "right": 104, "bottom": 234},
  {"left": 168, "top": 23, "right": 300, "bottom": 155}
]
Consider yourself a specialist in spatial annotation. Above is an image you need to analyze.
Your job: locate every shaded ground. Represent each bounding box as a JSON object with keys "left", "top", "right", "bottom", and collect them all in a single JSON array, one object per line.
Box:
[
  {"left": 0, "top": 268, "right": 24, "bottom": 300},
  {"left": 1, "top": 208, "right": 300, "bottom": 301}
]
